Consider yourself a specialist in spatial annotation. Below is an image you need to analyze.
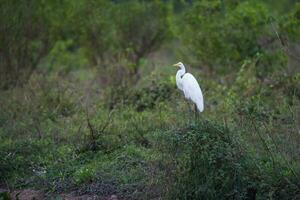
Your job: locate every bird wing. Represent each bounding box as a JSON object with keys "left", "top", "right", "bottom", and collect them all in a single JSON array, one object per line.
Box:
[{"left": 182, "top": 73, "right": 204, "bottom": 112}]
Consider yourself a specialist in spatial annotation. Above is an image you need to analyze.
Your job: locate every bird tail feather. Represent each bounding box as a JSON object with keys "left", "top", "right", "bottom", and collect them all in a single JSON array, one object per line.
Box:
[{"left": 196, "top": 102, "right": 204, "bottom": 112}]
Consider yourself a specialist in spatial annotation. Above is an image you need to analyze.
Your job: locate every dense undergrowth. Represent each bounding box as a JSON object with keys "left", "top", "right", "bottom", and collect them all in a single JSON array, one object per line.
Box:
[{"left": 1, "top": 63, "right": 299, "bottom": 199}]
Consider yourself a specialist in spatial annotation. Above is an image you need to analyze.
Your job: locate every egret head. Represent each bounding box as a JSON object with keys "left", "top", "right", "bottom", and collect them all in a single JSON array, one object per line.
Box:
[{"left": 173, "top": 62, "right": 185, "bottom": 69}]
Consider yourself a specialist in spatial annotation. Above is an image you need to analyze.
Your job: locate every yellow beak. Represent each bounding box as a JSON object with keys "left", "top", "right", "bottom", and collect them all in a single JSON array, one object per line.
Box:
[{"left": 173, "top": 63, "right": 179, "bottom": 67}]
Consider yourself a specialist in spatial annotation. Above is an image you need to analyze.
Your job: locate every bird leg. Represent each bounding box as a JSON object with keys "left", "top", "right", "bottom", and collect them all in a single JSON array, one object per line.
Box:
[
  {"left": 185, "top": 100, "right": 193, "bottom": 124},
  {"left": 194, "top": 104, "right": 199, "bottom": 121}
]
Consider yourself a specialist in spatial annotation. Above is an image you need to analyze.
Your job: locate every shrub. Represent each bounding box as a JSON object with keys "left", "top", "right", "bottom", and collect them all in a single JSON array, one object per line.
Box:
[
  {"left": 167, "top": 119, "right": 300, "bottom": 199},
  {"left": 180, "top": 0, "right": 288, "bottom": 75},
  {"left": 0, "top": 0, "right": 62, "bottom": 89},
  {"left": 167, "top": 120, "right": 250, "bottom": 199},
  {"left": 114, "top": 0, "right": 172, "bottom": 77},
  {"left": 104, "top": 73, "right": 176, "bottom": 111}
]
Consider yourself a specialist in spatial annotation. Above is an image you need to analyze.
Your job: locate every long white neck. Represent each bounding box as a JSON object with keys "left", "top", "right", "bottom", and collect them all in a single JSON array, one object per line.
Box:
[{"left": 176, "top": 65, "right": 186, "bottom": 91}]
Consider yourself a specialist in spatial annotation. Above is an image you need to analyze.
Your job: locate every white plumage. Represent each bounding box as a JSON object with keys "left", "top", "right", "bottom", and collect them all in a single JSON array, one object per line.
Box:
[{"left": 174, "top": 62, "right": 204, "bottom": 112}]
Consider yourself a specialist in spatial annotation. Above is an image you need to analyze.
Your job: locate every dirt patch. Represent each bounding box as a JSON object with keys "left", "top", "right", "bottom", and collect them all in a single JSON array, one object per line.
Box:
[{"left": 10, "top": 189, "right": 44, "bottom": 200}]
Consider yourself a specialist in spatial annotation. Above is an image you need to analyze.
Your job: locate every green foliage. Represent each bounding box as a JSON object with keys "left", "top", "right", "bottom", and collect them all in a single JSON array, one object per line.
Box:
[
  {"left": 168, "top": 121, "right": 249, "bottom": 199},
  {"left": 104, "top": 71, "right": 176, "bottom": 111},
  {"left": 41, "top": 39, "right": 88, "bottom": 72},
  {"left": 114, "top": 1, "right": 172, "bottom": 71},
  {"left": 75, "top": 0, "right": 117, "bottom": 65},
  {"left": 166, "top": 119, "right": 300, "bottom": 199},
  {"left": 0, "top": 0, "right": 172, "bottom": 88},
  {"left": 1, "top": 1, "right": 300, "bottom": 199},
  {"left": 0, "top": 0, "right": 57, "bottom": 88},
  {"left": 280, "top": 3, "right": 300, "bottom": 41},
  {"left": 180, "top": 0, "right": 288, "bottom": 75}
]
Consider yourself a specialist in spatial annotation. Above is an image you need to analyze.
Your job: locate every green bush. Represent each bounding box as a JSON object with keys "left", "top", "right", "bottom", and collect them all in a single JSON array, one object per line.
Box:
[
  {"left": 167, "top": 120, "right": 300, "bottom": 200},
  {"left": 280, "top": 3, "right": 300, "bottom": 41},
  {"left": 180, "top": 0, "right": 288, "bottom": 75},
  {"left": 76, "top": 0, "right": 117, "bottom": 65},
  {"left": 41, "top": 39, "right": 88, "bottom": 73},
  {"left": 114, "top": 0, "right": 172, "bottom": 75},
  {"left": 104, "top": 73, "right": 176, "bottom": 111},
  {"left": 167, "top": 120, "right": 249, "bottom": 199},
  {"left": 0, "top": 0, "right": 56, "bottom": 89}
]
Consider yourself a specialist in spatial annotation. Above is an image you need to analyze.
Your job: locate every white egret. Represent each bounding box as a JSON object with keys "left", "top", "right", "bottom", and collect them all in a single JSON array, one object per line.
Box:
[{"left": 173, "top": 62, "right": 204, "bottom": 113}]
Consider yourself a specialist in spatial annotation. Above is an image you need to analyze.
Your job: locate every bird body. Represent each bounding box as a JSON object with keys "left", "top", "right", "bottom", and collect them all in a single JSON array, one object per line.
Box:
[{"left": 174, "top": 62, "right": 204, "bottom": 112}]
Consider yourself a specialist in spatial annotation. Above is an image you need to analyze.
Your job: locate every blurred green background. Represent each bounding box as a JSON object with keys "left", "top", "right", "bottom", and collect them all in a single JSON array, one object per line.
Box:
[{"left": 0, "top": 0, "right": 300, "bottom": 199}]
